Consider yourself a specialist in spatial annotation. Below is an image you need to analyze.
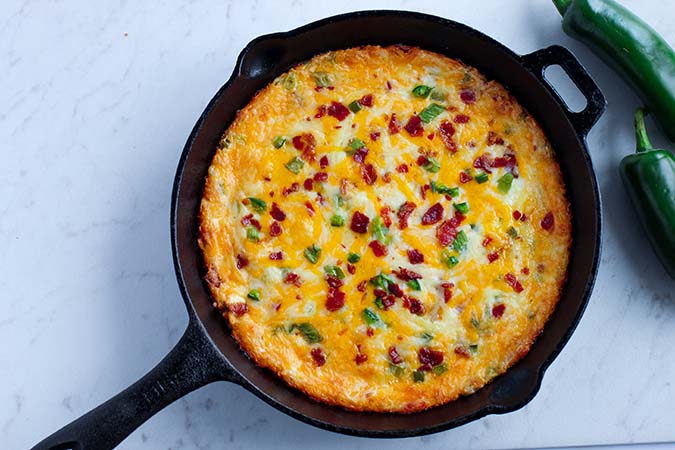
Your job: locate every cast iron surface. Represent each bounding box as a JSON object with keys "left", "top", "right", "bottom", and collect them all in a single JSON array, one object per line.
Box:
[{"left": 32, "top": 10, "right": 605, "bottom": 450}]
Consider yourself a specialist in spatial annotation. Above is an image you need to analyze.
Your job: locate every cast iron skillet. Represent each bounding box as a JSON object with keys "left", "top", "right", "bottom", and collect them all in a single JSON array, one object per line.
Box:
[{"left": 32, "top": 10, "right": 605, "bottom": 450}]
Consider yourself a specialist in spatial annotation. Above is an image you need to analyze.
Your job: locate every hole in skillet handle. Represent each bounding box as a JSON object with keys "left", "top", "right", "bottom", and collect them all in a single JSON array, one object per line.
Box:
[{"left": 521, "top": 45, "right": 606, "bottom": 138}]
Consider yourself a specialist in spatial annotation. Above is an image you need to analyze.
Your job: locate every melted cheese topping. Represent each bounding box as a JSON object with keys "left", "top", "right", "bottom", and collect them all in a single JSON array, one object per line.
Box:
[{"left": 199, "top": 46, "right": 571, "bottom": 412}]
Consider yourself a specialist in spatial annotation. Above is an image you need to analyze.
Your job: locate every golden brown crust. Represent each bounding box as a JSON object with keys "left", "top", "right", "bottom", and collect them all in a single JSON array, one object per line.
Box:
[{"left": 198, "top": 45, "right": 571, "bottom": 412}]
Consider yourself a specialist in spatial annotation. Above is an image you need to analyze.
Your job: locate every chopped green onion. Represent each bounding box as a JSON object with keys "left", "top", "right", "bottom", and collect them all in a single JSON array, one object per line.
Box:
[
  {"left": 330, "top": 215, "right": 344, "bottom": 227},
  {"left": 422, "top": 157, "right": 441, "bottom": 173},
  {"left": 454, "top": 202, "right": 469, "bottom": 214},
  {"left": 347, "top": 137, "right": 365, "bottom": 152},
  {"left": 432, "top": 363, "right": 448, "bottom": 375},
  {"left": 407, "top": 279, "right": 421, "bottom": 291},
  {"left": 247, "top": 289, "right": 261, "bottom": 301},
  {"left": 347, "top": 253, "right": 361, "bottom": 264},
  {"left": 419, "top": 103, "right": 446, "bottom": 123},
  {"left": 497, "top": 172, "right": 515, "bottom": 193},
  {"left": 420, "top": 331, "right": 434, "bottom": 342},
  {"left": 324, "top": 265, "right": 345, "bottom": 279},
  {"left": 335, "top": 195, "right": 345, "bottom": 208},
  {"left": 507, "top": 226, "right": 518, "bottom": 238},
  {"left": 246, "top": 226, "right": 259, "bottom": 243},
  {"left": 412, "top": 370, "right": 426, "bottom": 382},
  {"left": 430, "top": 88, "right": 448, "bottom": 101},
  {"left": 412, "top": 85, "right": 433, "bottom": 98},
  {"left": 348, "top": 100, "right": 362, "bottom": 113},
  {"left": 285, "top": 156, "right": 304, "bottom": 174},
  {"left": 247, "top": 197, "right": 267, "bottom": 212},
  {"left": 313, "top": 71, "right": 333, "bottom": 87},
  {"left": 282, "top": 73, "right": 297, "bottom": 90},
  {"left": 362, "top": 308, "right": 381, "bottom": 326},
  {"left": 374, "top": 297, "right": 385, "bottom": 309},
  {"left": 289, "top": 322, "right": 322, "bottom": 344},
  {"left": 304, "top": 245, "right": 321, "bottom": 264},
  {"left": 430, "top": 181, "right": 459, "bottom": 197},
  {"left": 272, "top": 136, "right": 286, "bottom": 148},
  {"left": 469, "top": 344, "right": 479, "bottom": 354},
  {"left": 369, "top": 273, "right": 393, "bottom": 289},
  {"left": 470, "top": 315, "right": 481, "bottom": 329},
  {"left": 442, "top": 249, "right": 460, "bottom": 268},
  {"left": 388, "top": 363, "right": 404, "bottom": 377},
  {"left": 371, "top": 216, "right": 389, "bottom": 243},
  {"left": 452, "top": 230, "right": 468, "bottom": 252},
  {"left": 475, "top": 172, "right": 489, "bottom": 184}
]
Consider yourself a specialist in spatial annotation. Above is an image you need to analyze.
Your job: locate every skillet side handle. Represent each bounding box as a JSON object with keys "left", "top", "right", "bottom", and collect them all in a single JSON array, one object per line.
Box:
[
  {"left": 31, "top": 319, "right": 235, "bottom": 450},
  {"left": 522, "top": 45, "right": 606, "bottom": 137}
]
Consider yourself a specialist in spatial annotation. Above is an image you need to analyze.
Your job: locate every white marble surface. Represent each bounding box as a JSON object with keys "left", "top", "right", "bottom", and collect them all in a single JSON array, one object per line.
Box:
[{"left": 2, "top": 1, "right": 674, "bottom": 449}]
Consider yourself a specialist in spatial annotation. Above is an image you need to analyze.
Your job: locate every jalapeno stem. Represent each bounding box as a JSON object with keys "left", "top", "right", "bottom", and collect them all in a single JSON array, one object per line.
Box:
[
  {"left": 552, "top": 0, "right": 572, "bottom": 16},
  {"left": 635, "top": 108, "right": 654, "bottom": 153}
]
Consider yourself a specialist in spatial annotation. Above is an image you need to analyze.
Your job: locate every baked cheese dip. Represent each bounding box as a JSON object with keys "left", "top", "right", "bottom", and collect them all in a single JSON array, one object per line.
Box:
[{"left": 199, "top": 45, "right": 571, "bottom": 412}]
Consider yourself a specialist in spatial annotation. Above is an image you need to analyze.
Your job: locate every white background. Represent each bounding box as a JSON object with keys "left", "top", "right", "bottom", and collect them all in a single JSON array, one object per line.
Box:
[{"left": 1, "top": 1, "right": 674, "bottom": 449}]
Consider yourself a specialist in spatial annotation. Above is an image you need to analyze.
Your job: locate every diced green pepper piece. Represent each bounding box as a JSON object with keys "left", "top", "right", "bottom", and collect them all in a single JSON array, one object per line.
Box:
[
  {"left": 507, "top": 226, "right": 518, "bottom": 238},
  {"left": 304, "top": 245, "right": 321, "bottom": 264},
  {"left": 412, "top": 370, "right": 426, "bottom": 382},
  {"left": 285, "top": 156, "right": 304, "bottom": 174},
  {"left": 454, "top": 202, "right": 469, "bottom": 214},
  {"left": 452, "top": 230, "right": 468, "bottom": 252},
  {"left": 347, "top": 252, "right": 361, "bottom": 263},
  {"left": 246, "top": 226, "right": 259, "bottom": 242},
  {"left": 475, "top": 172, "right": 489, "bottom": 184},
  {"left": 412, "top": 85, "right": 433, "bottom": 98},
  {"left": 272, "top": 136, "right": 286, "bottom": 148},
  {"left": 247, "top": 197, "right": 266, "bottom": 212},
  {"left": 369, "top": 273, "right": 393, "bottom": 289},
  {"left": 330, "top": 215, "right": 344, "bottom": 227},
  {"left": 347, "top": 137, "right": 365, "bottom": 151},
  {"left": 497, "top": 172, "right": 515, "bottom": 193},
  {"left": 348, "top": 100, "right": 362, "bottom": 113},
  {"left": 324, "top": 265, "right": 345, "bottom": 279},
  {"left": 432, "top": 363, "right": 448, "bottom": 375},
  {"left": 247, "top": 289, "right": 261, "bottom": 301}
]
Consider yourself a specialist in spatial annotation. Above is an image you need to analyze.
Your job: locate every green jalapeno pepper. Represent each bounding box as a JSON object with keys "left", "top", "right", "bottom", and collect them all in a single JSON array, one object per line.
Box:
[
  {"left": 620, "top": 109, "right": 675, "bottom": 280},
  {"left": 553, "top": 0, "right": 675, "bottom": 142}
]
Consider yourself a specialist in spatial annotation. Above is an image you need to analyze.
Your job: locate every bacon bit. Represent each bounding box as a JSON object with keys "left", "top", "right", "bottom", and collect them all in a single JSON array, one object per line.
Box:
[
  {"left": 311, "top": 347, "right": 326, "bottom": 366},
  {"left": 427, "top": 133, "right": 435, "bottom": 140},
  {"left": 419, "top": 183, "right": 429, "bottom": 200},
  {"left": 454, "top": 114, "right": 470, "bottom": 124},
  {"left": 314, "top": 105, "right": 327, "bottom": 119},
  {"left": 347, "top": 263, "right": 356, "bottom": 275},
  {"left": 436, "top": 220, "right": 459, "bottom": 246},
  {"left": 292, "top": 133, "right": 316, "bottom": 161},
  {"left": 325, "top": 275, "right": 344, "bottom": 289},
  {"left": 441, "top": 282, "right": 454, "bottom": 303},
  {"left": 267, "top": 220, "right": 282, "bottom": 237},
  {"left": 360, "top": 94, "right": 374, "bottom": 107},
  {"left": 455, "top": 345, "right": 471, "bottom": 358},
  {"left": 269, "top": 203, "right": 286, "bottom": 221},
  {"left": 492, "top": 303, "right": 506, "bottom": 318},
  {"left": 314, "top": 86, "right": 324, "bottom": 92},
  {"left": 303, "top": 178, "right": 313, "bottom": 191},
  {"left": 340, "top": 178, "right": 349, "bottom": 196},
  {"left": 357, "top": 280, "right": 368, "bottom": 292},
  {"left": 355, "top": 346, "right": 368, "bottom": 365},
  {"left": 407, "top": 249, "right": 425, "bottom": 264},
  {"left": 282, "top": 182, "right": 299, "bottom": 197},
  {"left": 382, "top": 172, "right": 392, "bottom": 183},
  {"left": 460, "top": 89, "right": 476, "bottom": 104},
  {"left": 236, "top": 254, "right": 249, "bottom": 269},
  {"left": 380, "top": 206, "right": 393, "bottom": 227},
  {"left": 393, "top": 267, "right": 422, "bottom": 281},
  {"left": 382, "top": 295, "right": 396, "bottom": 308},
  {"left": 229, "top": 302, "right": 248, "bottom": 317},
  {"left": 482, "top": 236, "right": 492, "bottom": 247},
  {"left": 388, "top": 113, "right": 402, "bottom": 135},
  {"left": 269, "top": 251, "right": 283, "bottom": 261},
  {"left": 404, "top": 115, "right": 424, "bottom": 137},
  {"left": 416, "top": 155, "right": 429, "bottom": 167},
  {"left": 327, "top": 101, "right": 350, "bottom": 121},
  {"left": 388, "top": 346, "right": 403, "bottom": 364},
  {"left": 504, "top": 273, "right": 524, "bottom": 293},
  {"left": 473, "top": 154, "right": 493, "bottom": 173},
  {"left": 537, "top": 263, "right": 546, "bottom": 273},
  {"left": 541, "top": 212, "right": 555, "bottom": 231},
  {"left": 374, "top": 288, "right": 388, "bottom": 298},
  {"left": 304, "top": 201, "right": 315, "bottom": 216},
  {"left": 284, "top": 272, "right": 301, "bottom": 286},
  {"left": 450, "top": 210, "right": 466, "bottom": 227},
  {"left": 205, "top": 265, "right": 221, "bottom": 288},
  {"left": 522, "top": 267, "right": 530, "bottom": 275},
  {"left": 487, "top": 252, "right": 499, "bottom": 263},
  {"left": 421, "top": 203, "right": 444, "bottom": 225},
  {"left": 350, "top": 211, "right": 370, "bottom": 233},
  {"left": 361, "top": 163, "right": 378, "bottom": 185},
  {"left": 370, "top": 131, "right": 381, "bottom": 141},
  {"left": 396, "top": 163, "right": 409, "bottom": 173},
  {"left": 319, "top": 155, "right": 329, "bottom": 169},
  {"left": 316, "top": 193, "right": 325, "bottom": 206},
  {"left": 388, "top": 283, "right": 404, "bottom": 298},
  {"left": 386, "top": 80, "right": 393, "bottom": 90},
  {"left": 406, "top": 296, "right": 425, "bottom": 315},
  {"left": 369, "top": 240, "right": 388, "bottom": 257},
  {"left": 418, "top": 347, "right": 444, "bottom": 369},
  {"left": 313, "top": 172, "right": 328, "bottom": 182},
  {"left": 487, "top": 131, "right": 505, "bottom": 146},
  {"left": 366, "top": 327, "right": 374, "bottom": 337},
  {"left": 512, "top": 210, "right": 522, "bottom": 221},
  {"left": 397, "top": 201, "right": 416, "bottom": 229},
  {"left": 492, "top": 156, "right": 507, "bottom": 168},
  {"left": 352, "top": 147, "right": 369, "bottom": 164},
  {"left": 439, "top": 120, "right": 457, "bottom": 152},
  {"left": 459, "top": 171, "right": 473, "bottom": 183},
  {"left": 269, "top": 191, "right": 275, "bottom": 197},
  {"left": 326, "top": 288, "right": 346, "bottom": 311},
  {"left": 241, "top": 214, "right": 262, "bottom": 230}
]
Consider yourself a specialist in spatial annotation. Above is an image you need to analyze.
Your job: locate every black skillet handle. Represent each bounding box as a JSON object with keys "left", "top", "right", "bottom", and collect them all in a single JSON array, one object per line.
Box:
[
  {"left": 31, "top": 319, "right": 236, "bottom": 450},
  {"left": 521, "top": 45, "right": 606, "bottom": 137}
]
